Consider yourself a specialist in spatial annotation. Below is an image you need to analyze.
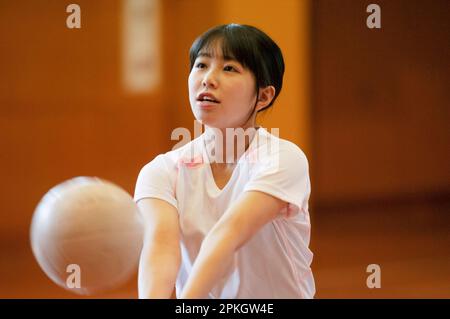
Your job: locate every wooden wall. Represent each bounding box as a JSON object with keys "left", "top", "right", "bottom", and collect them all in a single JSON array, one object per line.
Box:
[
  {"left": 0, "top": 1, "right": 169, "bottom": 241},
  {"left": 311, "top": 0, "right": 450, "bottom": 205},
  {"left": 0, "top": 0, "right": 312, "bottom": 243}
]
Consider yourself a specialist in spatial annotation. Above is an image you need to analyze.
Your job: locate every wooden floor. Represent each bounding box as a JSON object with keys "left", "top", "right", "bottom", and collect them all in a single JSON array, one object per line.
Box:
[
  {"left": 1, "top": 198, "right": 449, "bottom": 298},
  {"left": 311, "top": 197, "right": 450, "bottom": 298}
]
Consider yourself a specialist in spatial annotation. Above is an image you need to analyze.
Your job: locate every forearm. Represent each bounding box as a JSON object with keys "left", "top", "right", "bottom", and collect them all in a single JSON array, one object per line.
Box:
[
  {"left": 138, "top": 241, "right": 180, "bottom": 299},
  {"left": 179, "top": 192, "right": 283, "bottom": 299},
  {"left": 180, "top": 228, "right": 237, "bottom": 299}
]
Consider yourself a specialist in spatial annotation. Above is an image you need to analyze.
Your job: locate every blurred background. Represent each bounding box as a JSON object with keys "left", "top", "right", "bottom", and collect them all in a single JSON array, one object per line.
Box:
[{"left": 0, "top": 0, "right": 449, "bottom": 298}]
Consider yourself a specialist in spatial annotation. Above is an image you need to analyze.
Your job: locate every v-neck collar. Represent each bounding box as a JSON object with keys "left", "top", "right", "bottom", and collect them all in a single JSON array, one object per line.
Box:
[{"left": 201, "top": 127, "right": 265, "bottom": 195}]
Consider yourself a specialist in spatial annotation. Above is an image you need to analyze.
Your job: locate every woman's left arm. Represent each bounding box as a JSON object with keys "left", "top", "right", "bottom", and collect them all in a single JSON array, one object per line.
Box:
[{"left": 179, "top": 190, "right": 286, "bottom": 299}]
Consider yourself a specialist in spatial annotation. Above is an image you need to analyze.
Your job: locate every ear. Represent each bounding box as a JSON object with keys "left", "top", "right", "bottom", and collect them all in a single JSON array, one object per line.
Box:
[{"left": 255, "top": 86, "right": 276, "bottom": 112}]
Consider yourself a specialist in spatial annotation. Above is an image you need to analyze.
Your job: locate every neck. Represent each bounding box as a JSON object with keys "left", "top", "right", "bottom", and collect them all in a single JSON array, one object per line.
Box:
[{"left": 203, "top": 124, "right": 259, "bottom": 165}]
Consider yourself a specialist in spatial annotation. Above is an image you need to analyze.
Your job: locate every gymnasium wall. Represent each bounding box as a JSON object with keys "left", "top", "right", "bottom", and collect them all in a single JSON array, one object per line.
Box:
[
  {"left": 0, "top": 0, "right": 311, "bottom": 246},
  {"left": 311, "top": 0, "right": 449, "bottom": 205}
]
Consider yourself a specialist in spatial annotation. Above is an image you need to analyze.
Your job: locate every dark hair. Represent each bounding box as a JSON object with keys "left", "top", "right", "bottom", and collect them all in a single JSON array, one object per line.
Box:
[{"left": 189, "top": 24, "right": 285, "bottom": 112}]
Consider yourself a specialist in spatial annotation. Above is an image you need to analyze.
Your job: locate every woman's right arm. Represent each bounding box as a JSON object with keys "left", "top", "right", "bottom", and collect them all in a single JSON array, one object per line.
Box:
[{"left": 137, "top": 198, "right": 181, "bottom": 299}]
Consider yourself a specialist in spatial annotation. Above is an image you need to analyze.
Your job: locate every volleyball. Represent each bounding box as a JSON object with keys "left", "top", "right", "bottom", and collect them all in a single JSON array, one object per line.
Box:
[{"left": 30, "top": 177, "right": 144, "bottom": 295}]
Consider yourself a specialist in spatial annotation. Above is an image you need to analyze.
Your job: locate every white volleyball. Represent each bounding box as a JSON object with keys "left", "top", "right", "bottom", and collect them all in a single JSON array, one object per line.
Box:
[{"left": 30, "top": 177, "right": 144, "bottom": 295}]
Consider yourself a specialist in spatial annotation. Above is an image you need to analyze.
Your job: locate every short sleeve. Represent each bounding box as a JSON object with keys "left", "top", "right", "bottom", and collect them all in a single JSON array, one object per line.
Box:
[
  {"left": 134, "top": 154, "right": 178, "bottom": 210},
  {"left": 243, "top": 142, "right": 311, "bottom": 219}
]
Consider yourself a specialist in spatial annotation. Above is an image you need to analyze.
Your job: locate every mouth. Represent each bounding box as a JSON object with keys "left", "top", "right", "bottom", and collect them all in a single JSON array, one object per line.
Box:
[
  {"left": 197, "top": 93, "right": 220, "bottom": 104},
  {"left": 196, "top": 100, "right": 219, "bottom": 109},
  {"left": 198, "top": 97, "right": 220, "bottom": 103}
]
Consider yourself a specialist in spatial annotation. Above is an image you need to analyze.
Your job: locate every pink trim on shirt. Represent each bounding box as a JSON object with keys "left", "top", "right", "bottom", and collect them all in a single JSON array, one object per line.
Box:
[{"left": 178, "top": 155, "right": 204, "bottom": 169}]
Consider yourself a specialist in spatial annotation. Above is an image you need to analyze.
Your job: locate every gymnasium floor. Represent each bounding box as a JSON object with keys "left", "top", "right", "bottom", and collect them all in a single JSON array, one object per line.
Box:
[{"left": 1, "top": 197, "right": 449, "bottom": 298}]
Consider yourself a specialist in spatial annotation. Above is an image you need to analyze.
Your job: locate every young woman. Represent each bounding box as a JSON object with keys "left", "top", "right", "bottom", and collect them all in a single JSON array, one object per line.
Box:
[{"left": 134, "top": 24, "right": 315, "bottom": 299}]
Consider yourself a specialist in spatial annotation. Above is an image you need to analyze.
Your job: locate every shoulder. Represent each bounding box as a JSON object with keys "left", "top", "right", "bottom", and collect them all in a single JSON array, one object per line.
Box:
[
  {"left": 242, "top": 130, "right": 311, "bottom": 215},
  {"left": 140, "top": 135, "right": 204, "bottom": 173},
  {"left": 253, "top": 128, "right": 309, "bottom": 167}
]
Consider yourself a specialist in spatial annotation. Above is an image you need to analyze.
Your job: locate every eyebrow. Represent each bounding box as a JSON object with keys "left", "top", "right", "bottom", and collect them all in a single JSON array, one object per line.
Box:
[{"left": 197, "top": 52, "right": 237, "bottom": 62}]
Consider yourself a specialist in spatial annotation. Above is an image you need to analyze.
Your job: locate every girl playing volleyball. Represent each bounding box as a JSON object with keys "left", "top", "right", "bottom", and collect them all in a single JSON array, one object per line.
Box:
[{"left": 134, "top": 24, "right": 315, "bottom": 299}]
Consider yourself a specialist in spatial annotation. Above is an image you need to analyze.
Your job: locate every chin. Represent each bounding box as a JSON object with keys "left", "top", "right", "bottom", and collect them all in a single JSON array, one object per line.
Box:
[{"left": 193, "top": 114, "right": 222, "bottom": 129}]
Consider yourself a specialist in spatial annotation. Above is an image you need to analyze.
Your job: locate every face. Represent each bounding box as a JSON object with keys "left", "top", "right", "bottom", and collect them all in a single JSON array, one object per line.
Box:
[{"left": 188, "top": 42, "right": 258, "bottom": 129}]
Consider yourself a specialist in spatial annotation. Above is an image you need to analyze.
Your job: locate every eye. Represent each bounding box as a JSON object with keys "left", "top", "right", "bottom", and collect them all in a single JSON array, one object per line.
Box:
[
  {"left": 195, "top": 62, "right": 207, "bottom": 69},
  {"left": 224, "top": 65, "right": 237, "bottom": 72}
]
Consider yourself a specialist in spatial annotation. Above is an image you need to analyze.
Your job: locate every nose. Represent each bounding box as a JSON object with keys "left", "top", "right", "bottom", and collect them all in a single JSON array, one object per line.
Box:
[{"left": 202, "top": 69, "right": 218, "bottom": 89}]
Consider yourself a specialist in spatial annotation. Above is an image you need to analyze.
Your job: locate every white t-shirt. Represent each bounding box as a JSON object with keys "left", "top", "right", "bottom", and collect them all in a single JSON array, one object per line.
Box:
[{"left": 134, "top": 127, "right": 315, "bottom": 298}]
